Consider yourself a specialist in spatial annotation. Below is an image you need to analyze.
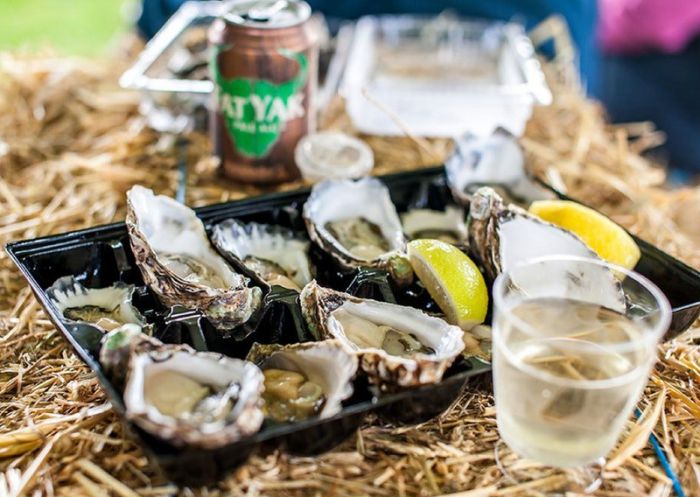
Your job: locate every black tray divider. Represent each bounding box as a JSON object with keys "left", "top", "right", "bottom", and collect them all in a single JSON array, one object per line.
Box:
[
  {"left": 346, "top": 268, "right": 397, "bottom": 303},
  {"left": 108, "top": 239, "right": 133, "bottom": 281},
  {"left": 269, "top": 288, "right": 315, "bottom": 343},
  {"left": 158, "top": 306, "right": 209, "bottom": 351}
]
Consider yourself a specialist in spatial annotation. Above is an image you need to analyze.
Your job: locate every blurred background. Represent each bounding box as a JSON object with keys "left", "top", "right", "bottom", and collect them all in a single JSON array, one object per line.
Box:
[
  {"left": 0, "top": 0, "right": 133, "bottom": 55},
  {"left": 1, "top": 0, "right": 698, "bottom": 181}
]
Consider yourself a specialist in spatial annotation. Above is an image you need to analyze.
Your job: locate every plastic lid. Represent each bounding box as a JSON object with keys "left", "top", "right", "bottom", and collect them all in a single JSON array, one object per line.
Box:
[{"left": 295, "top": 132, "right": 374, "bottom": 182}]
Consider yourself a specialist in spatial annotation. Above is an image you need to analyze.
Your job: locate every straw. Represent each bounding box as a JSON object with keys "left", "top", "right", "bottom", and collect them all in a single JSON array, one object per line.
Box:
[{"left": 0, "top": 27, "right": 699, "bottom": 496}]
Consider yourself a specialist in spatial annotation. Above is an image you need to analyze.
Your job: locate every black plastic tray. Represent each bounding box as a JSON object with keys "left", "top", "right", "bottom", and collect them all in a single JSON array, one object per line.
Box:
[{"left": 6, "top": 167, "right": 700, "bottom": 485}]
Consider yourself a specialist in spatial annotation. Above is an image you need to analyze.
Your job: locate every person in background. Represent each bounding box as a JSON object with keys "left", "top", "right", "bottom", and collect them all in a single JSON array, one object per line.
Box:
[{"left": 598, "top": 0, "right": 700, "bottom": 179}]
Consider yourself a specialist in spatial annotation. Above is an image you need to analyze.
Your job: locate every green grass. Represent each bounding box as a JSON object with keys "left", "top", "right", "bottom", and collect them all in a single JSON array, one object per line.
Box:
[{"left": 0, "top": 0, "right": 130, "bottom": 56}]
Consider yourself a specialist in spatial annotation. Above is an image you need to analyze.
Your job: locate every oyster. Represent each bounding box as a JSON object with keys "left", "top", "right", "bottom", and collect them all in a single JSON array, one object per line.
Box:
[
  {"left": 124, "top": 344, "right": 264, "bottom": 448},
  {"left": 300, "top": 281, "right": 464, "bottom": 387},
  {"left": 99, "top": 324, "right": 160, "bottom": 385},
  {"left": 47, "top": 276, "right": 147, "bottom": 332},
  {"left": 467, "top": 187, "right": 625, "bottom": 311},
  {"left": 401, "top": 206, "right": 467, "bottom": 244},
  {"left": 445, "top": 128, "right": 553, "bottom": 206},
  {"left": 126, "top": 186, "right": 262, "bottom": 330},
  {"left": 247, "top": 340, "right": 357, "bottom": 422},
  {"left": 303, "top": 178, "right": 411, "bottom": 284},
  {"left": 212, "top": 220, "right": 312, "bottom": 291}
]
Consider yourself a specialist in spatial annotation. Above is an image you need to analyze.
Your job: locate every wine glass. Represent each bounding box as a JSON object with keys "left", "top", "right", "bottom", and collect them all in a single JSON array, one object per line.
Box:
[{"left": 491, "top": 255, "right": 671, "bottom": 492}]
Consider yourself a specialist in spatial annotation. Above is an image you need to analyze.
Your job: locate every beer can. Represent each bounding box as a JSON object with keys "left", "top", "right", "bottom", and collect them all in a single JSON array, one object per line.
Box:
[{"left": 209, "top": 0, "right": 318, "bottom": 184}]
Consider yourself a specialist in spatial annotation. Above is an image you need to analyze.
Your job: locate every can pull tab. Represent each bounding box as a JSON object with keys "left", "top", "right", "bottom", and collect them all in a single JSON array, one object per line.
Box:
[{"left": 245, "top": 0, "right": 288, "bottom": 22}]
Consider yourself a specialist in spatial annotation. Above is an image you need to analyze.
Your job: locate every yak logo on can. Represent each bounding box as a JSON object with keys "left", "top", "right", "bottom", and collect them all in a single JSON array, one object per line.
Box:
[{"left": 212, "top": 49, "right": 308, "bottom": 159}]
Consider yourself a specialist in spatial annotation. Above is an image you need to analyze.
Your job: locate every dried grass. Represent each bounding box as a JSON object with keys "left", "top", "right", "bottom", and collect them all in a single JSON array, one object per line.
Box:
[{"left": 0, "top": 40, "right": 699, "bottom": 497}]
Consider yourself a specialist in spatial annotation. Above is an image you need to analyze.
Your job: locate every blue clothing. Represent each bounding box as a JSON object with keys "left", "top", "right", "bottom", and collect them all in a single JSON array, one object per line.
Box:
[
  {"left": 600, "top": 37, "right": 700, "bottom": 175},
  {"left": 138, "top": 0, "right": 191, "bottom": 43},
  {"left": 137, "top": 0, "right": 598, "bottom": 93}
]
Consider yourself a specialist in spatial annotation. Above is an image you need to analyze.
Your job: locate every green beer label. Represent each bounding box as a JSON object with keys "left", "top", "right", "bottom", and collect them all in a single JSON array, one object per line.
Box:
[{"left": 211, "top": 48, "right": 308, "bottom": 158}]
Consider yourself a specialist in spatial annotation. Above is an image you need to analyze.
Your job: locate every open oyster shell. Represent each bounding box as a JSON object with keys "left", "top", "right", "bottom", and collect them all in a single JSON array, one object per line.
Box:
[
  {"left": 467, "top": 187, "right": 625, "bottom": 311},
  {"left": 247, "top": 339, "right": 357, "bottom": 420},
  {"left": 47, "top": 276, "right": 147, "bottom": 332},
  {"left": 212, "top": 220, "right": 313, "bottom": 292},
  {"left": 123, "top": 344, "right": 264, "bottom": 449},
  {"left": 445, "top": 128, "right": 553, "bottom": 206},
  {"left": 99, "top": 324, "right": 160, "bottom": 386},
  {"left": 300, "top": 281, "right": 464, "bottom": 388},
  {"left": 401, "top": 206, "right": 467, "bottom": 245},
  {"left": 302, "top": 178, "right": 412, "bottom": 285},
  {"left": 126, "top": 186, "right": 263, "bottom": 331}
]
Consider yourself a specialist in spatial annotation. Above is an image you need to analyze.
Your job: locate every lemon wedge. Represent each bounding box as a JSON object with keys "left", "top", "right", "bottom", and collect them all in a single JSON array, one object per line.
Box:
[
  {"left": 529, "top": 200, "right": 641, "bottom": 270},
  {"left": 407, "top": 239, "right": 488, "bottom": 330}
]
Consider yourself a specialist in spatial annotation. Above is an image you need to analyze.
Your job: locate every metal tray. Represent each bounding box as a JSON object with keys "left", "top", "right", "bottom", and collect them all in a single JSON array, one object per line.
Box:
[
  {"left": 119, "top": 1, "right": 220, "bottom": 96},
  {"left": 6, "top": 168, "right": 700, "bottom": 485},
  {"left": 340, "top": 14, "right": 551, "bottom": 137}
]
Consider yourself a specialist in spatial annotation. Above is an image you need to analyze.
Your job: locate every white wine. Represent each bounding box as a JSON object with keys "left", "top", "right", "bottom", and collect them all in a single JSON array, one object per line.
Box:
[{"left": 493, "top": 297, "right": 653, "bottom": 467}]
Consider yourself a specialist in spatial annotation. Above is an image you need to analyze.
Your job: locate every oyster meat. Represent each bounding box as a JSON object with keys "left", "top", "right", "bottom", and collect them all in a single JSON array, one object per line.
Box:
[
  {"left": 303, "top": 178, "right": 411, "bottom": 284},
  {"left": 212, "top": 220, "right": 313, "bottom": 291},
  {"left": 401, "top": 206, "right": 467, "bottom": 244},
  {"left": 263, "top": 369, "right": 325, "bottom": 422},
  {"left": 47, "top": 276, "right": 147, "bottom": 332},
  {"left": 325, "top": 217, "right": 389, "bottom": 260},
  {"left": 124, "top": 344, "right": 264, "bottom": 448},
  {"left": 445, "top": 128, "right": 554, "bottom": 206},
  {"left": 126, "top": 186, "right": 262, "bottom": 330},
  {"left": 300, "top": 281, "right": 464, "bottom": 387},
  {"left": 467, "top": 187, "right": 625, "bottom": 311},
  {"left": 247, "top": 340, "right": 357, "bottom": 422}
]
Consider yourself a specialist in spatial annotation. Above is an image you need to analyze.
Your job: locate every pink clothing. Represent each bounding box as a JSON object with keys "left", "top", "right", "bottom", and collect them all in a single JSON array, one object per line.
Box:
[{"left": 599, "top": 0, "right": 700, "bottom": 54}]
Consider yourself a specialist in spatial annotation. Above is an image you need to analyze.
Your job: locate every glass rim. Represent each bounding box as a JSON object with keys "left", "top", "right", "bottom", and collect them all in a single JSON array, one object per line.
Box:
[
  {"left": 492, "top": 255, "right": 671, "bottom": 390},
  {"left": 491, "top": 255, "right": 672, "bottom": 364}
]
